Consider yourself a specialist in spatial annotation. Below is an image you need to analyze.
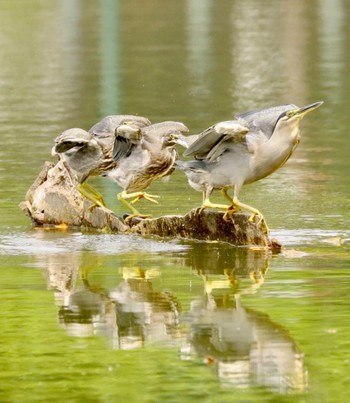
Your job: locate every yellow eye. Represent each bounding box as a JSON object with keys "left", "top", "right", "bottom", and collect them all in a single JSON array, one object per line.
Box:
[{"left": 287, "top": 110, "right": 296, "bottom": 118}]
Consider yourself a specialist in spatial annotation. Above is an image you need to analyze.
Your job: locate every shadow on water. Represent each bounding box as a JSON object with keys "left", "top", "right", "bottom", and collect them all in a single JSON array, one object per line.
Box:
[{"left": 37, "top": 240, "right": 307, "bottom": 394}]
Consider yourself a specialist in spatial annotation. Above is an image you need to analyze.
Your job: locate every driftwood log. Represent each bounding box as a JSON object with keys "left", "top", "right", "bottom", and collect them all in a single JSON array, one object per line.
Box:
[{"left": 20, "top": 161, "right": 272, "bottom": 247}]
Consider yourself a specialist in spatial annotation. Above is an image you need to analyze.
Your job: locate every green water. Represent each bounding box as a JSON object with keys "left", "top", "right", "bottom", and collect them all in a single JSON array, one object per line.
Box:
[{"left": 1, "top": 1, "right": 350, "bottom": 402}]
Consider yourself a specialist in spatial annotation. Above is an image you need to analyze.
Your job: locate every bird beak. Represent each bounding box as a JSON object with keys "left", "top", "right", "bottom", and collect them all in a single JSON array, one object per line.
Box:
[
  {"left": 173, "top": 134, "right": 189, "bottom": 149},
  {"left": 291, "top": 101, "right": 324, "bottom": 119}
]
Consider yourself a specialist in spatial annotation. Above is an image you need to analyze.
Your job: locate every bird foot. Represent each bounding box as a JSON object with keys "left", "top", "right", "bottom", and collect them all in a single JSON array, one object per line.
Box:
[
  {"left": 222, "top": 205, "right": 240, "bottom": 222},
  {"left": 249, "top": 270, "right": 265, "bottom": 285},
  {"left": 124, "top": 213, "right": 152, "bottom": 224},
  {"left": 202, "top": 200, "right": 231, "bottom": 210},
  {"left": 249, "top": 213, "right": 269, "bottom": 235},
  {"left": 196, "top": 199, "right": 231, "bottom": 218},
  {"left": 87, "top": 199, "right": 106, "bottom": 211},
  {"left": 130, "top": 192, "right": 160, "bottom": 205},
  {"left": 248, "top": 212, "right": 259, "bottom": 223},
  {"left": 194, "top": 206, "right": 205, "bottom": 216},
  {"left": 78, "top": 183, "right": 106, "bottom": 210}
]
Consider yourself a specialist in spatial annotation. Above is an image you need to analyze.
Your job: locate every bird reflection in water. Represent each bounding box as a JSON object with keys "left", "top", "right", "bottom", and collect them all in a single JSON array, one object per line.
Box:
[
  {"left": 181, "top": 246, "right": 307, "bottom": 393},
  {"left": 41, "top": 246, "right": 307, "bottom": 393},
  {"left": 109, "top": 267, "right": 181, "bottom": 350},
  {"left": 186, "top": 244, "right": 269, "bottom": 298},
  {"left": 53, "top": 263, "right": 181, "bottom": 348}
]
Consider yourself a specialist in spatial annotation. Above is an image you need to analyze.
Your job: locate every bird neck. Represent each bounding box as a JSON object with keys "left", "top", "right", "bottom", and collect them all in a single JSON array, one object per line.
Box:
[{"left": 251, "top": 125, "right": 300, "bottom": 181}]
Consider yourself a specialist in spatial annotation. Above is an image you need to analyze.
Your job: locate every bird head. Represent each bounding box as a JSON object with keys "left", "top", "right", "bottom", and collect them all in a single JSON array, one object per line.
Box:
[
  {"left": 277, "top": 101, "right": 323, "bottom": 128},
  {"left": 269, "top": 101, "right": 323, "bottom": 145},
  {"left": 162, "top": 133, "right": 189, "bottom": 149},
  {"left": 115, "top": 124, "right": 142, "bottom": 142}
]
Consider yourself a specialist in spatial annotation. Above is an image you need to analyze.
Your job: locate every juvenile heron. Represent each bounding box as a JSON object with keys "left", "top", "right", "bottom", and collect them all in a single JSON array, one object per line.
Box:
[
  {"left": 178, "top": 102, "right": 323, "bottom": 231},
  {"left": 52, "top": 115, "right": 151, "bottom": 208},
  {"left": 104, "top": 121, "right": 189, "bottom": 219},
  {"left": 88, "top": 114, "right": 151, "bottom": 154}
]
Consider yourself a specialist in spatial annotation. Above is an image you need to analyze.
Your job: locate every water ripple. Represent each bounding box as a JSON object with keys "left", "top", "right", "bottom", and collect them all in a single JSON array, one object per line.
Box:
[
  {"left": 0, "top": 230, "right": 189, "bottom": 256},
  {"left": 271, "top": 228, "right": 350, "bottom": 246}
]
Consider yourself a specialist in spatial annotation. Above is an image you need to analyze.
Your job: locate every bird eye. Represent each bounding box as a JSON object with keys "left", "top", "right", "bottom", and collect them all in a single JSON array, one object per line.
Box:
[{"left": 287, "top": 111, "right": 296, "bottom": 118}]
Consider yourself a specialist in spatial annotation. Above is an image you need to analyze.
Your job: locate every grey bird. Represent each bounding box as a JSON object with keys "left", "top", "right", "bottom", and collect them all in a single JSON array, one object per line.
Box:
[
  {"left": 52, "top": 115, "right": 151, "bottom": 208},
  {"left": 104, "top": 121, "right": 189, "bottom": 219},
  {"left": 177, "top": 102, "right": 324, "bottom": 231}
]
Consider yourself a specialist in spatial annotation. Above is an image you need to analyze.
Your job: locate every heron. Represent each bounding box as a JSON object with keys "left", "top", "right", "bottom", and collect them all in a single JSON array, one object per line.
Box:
[
  {"left": 177, "top": 101, "right": 324, "bottom": 232},
  {"left": 52, "top": 115, "right": 151, "bottom": 208},
  {"left": 88, "top": 114, "right": 151, "bottom": 154},
  {"left": 104, "top": 121, "right": 189, "bottom": 219}
]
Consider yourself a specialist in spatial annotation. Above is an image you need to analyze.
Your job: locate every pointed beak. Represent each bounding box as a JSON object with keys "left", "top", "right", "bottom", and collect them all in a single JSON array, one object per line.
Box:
[
  {"left": 294, "top": 101, "right": 324, "bottom": 118},
  {"left": 173, "top": 134, "right": 189, "bottom": 149}
]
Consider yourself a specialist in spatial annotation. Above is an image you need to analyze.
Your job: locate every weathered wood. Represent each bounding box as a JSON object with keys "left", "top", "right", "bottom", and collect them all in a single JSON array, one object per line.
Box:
[
  {"left": 129, "top": 210, "right": 268, "bottom": 246},
  {"left": 20, "top": 161, "right": 270, "bottom": 246},
  {"left": 20, "top": 161, "right": 128, "bottom": 232}
]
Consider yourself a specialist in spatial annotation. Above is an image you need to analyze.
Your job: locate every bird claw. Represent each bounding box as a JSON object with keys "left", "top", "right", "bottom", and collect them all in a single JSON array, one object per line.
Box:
[
  {"left": 249, "top": 213, "right": 258, "bottom": 223},
  {"left": 124, "top": 213, "right": 152, "bottom": 224},
  {"left": 249, "top": 213, "right": 269, "bottom": 235},
  {"left": 195, "top": 206, "right": 205, "bottom": 215},
  {"left": 223, "top": 205, "right": 240, "bottom": 222},
  {"left": 87, "top": 200, "right": 105, "bottom": 211},
  {"left": 130, "top": 192, "right": 160, "bottom": 205}
]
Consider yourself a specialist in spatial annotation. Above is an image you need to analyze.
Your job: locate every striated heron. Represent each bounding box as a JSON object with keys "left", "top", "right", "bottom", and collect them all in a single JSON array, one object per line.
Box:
[
  {"left": 52, "top": 115, "right": 151, "bottom": 208},
  {"left": 177, "top": 101, "right": 324, "bottom": 232},
  {"left": 104, "top": 121, "right": 189, "bottom": 219}
]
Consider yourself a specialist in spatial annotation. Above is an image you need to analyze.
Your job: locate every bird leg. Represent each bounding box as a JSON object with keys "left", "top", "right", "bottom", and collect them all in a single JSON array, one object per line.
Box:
[
  {"left": 77, "top": 182, "right": 106, "bottom": 210},
  {"left": 230, "top": 197, "right": 269, "bottom": 235},
  {"left": 129, "top": 192, "right": 160, "bottom": 205},
  {"left": 220, "top": 188, "right": 269, "bottom": 233},
  {"left": 221, "top": 189, "right": 241, "bottom": 221},
  {"left": 199, "top": 187, "right": 230, "bottom": 212},
  {"left": 202, "top": 199, "right": 231, "bottom": 210},
  {"left": 220, "top": 188, "right": 234, "bottom": 204},
  {"left": 117, "top": 191, "right": 153, "bottom": 222}
]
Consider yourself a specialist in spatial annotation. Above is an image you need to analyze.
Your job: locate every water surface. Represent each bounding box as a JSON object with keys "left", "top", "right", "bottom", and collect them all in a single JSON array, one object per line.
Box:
[{"left": 1, "top": 1, "right": 350, "bottom": 402}]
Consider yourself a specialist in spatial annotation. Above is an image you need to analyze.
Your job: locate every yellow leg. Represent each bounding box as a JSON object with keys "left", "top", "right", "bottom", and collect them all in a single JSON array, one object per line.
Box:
[
  {"left": 221, "top": 189, "right": 241, "bottom": 221},
  {"left": 129, "top": 192, "right": 159, "bottom": 205},
  {"left": 220, "top": 188, "right": 234, "bottom": 204},
  {"left": 117, "top": 191, "right": 153, "bottom": 222},
  {"left": 202, "top": 198, "right": 231, "bottom": 210},
  {"left": 231, "top": 197, "right": 269, "bottom": 234},
  {"left": 194, "top": 188, "right": 231, "bottom": 215},
  {"left": 222, "top": 205, "right": 240, "bottom": 221},
  {"left": 78, "top": 182, "right": 105, "bottom": 209}
]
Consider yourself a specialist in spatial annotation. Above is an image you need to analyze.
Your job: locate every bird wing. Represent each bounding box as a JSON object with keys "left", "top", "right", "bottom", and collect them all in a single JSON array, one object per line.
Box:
[
  {"left": 89, "top": 115, "right": 151, "bottom": 137},
  {"left": 112, "top": 136, "right": 136, "bottom": 161},
  {"left": 175, "top": 159, "right": 210, "bottom": 174},
  {"left": 183, "top": 119, "right": 249, "bottom": 161},
  {"left": 53, "top": 129, "right": 92, "bottom": 154},
  {"left": 112, "top": 125, "right": 142, "bottom": 162},
  {"left": 245, "top": 130, "right": 268, "bottom": 154},
  {"left": 237, "top": 104, "right": 297, "bottom": 140},
  {"left": 54, "top": 140, "right": 89, "bottom": 154},
  {"left": 182, "top": 125, "right": 220, "bottom": 158}
]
